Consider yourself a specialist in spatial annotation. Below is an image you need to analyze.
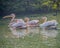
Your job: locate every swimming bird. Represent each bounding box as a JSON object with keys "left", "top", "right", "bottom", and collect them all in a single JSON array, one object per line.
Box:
[
  {"left": 24, "top": 17, "right": 39, "bottom": 27},
  {"left": 40, "top": 17, "right": 58, "bottom": 30},
  {"left": 3, "top": 13, "right": 27, "bottom": 29}
]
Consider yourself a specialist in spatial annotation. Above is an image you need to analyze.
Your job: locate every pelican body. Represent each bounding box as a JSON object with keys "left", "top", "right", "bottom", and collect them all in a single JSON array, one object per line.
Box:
[
  {"left": 10, "top": 19, "right": 27, "bottom": 29},
  {"left": 3, "top": 14, "right": 27, "bottom": 29},
  {"left": 28, "top": 20, "right": 39, "bottom": 27},
  {"left": 40, "top": 17, "right": 58, "bottom": 30}
]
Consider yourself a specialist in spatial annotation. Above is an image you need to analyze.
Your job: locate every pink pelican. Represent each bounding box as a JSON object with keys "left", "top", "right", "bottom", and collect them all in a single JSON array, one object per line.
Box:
[
  {"left": 24, "top": 17, "right": 39, "bottom": 27},
  {"left": 3, "top": 13, "right": 27, "bottom": 30},
  {"left": 40, "top": 17, "right": 58, "bottom": 30}
]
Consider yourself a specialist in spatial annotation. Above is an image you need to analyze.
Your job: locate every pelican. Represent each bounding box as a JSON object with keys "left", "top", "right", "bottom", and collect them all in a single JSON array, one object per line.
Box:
[
  {"left": 40, "top": 16, "right": 58, "bottom": 30},
  {"left": 24, "top": 17, "right": 39, "bottom": 27},
  {"left": 3, "top": 13, "right": 27, "bottom": 29}
]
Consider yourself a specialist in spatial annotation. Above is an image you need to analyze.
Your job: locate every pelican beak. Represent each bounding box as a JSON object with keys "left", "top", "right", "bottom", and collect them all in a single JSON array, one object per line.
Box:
[{"left": 3, "top": 15, "right": 10, "bottom": 19}]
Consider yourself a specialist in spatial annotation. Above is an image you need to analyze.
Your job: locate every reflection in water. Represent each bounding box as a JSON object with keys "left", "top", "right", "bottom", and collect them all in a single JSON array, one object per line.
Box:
[
  {"left": 9, "top": 27, "right": 39, "bottom": 38},
  {"left": 40, "top": 30, "right": 58, "bottom": 38},
  {"left": 9, "top": 26, "right": 58, "bottom": 38},
  {"left": 9, "top": 26, "right": 58, "bottom": 47},
  {"left": 9, "top": 27, "right": 27, "bottom": 38},
  {"left": 40, "top": 30, "right": 58, "bottom": 47}
]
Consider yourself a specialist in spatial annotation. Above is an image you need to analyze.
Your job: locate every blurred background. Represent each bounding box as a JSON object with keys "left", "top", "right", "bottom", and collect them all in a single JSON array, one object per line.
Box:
[
  {"left": 0, "top": 0, "right": 60, "bottom": 48},
  {"left": 0, "top": 0, "right": 60, "bottom": 18}
]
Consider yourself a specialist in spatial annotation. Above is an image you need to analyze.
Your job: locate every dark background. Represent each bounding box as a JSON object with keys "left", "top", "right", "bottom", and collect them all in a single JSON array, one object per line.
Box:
[{"left": 0, "top": 0, "right": 60, "bottom": 18}]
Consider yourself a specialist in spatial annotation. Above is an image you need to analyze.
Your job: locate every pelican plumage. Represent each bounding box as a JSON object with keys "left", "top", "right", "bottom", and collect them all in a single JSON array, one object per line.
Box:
[
  {"left": 40, "top": 17, "right": 58, "bottom": 30},
  {"left": 24, "top": 17, "right": 39, "bottom": 27},
  {"left": 28, "top": 20, "right": 39, "bottom": 27},
  {"left": 3, "top": 14, "right": 27, "bottom": 29}
]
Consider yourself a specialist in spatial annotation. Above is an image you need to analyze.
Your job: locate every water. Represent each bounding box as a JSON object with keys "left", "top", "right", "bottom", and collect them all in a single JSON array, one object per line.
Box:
[
  {"left": 40, "top": 30, "right": 58, "bottom": 47},
  {"left": 0, "top": 18, "right": 59, "bottom": 48},
  {"left": 9, "top": 27, "right": 40, "bottom": 38},
  {"left": 40, "top": 30, "right": 58, "bottom": 38}
]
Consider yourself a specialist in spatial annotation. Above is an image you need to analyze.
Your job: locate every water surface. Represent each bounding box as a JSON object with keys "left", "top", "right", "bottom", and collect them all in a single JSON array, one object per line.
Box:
[{"left": 0, "top": 17, "right": 60, "bottom": 48}]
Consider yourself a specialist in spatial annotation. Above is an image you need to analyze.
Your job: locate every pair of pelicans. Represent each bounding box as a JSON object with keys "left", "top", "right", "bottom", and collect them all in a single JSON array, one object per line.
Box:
[{"left": 3, "top": 14, "right": 58, "bottom": 30}]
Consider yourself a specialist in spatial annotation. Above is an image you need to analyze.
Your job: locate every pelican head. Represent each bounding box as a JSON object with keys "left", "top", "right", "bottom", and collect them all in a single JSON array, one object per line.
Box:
[
  {"left": 10, "top": 13, "right": 15, "bottom": 17},
  {"left": 24, "top": 17, "right": 30, "bottom": 22},
  {"left": 41, "top": 16, "right": 47, "bottom": 23}
]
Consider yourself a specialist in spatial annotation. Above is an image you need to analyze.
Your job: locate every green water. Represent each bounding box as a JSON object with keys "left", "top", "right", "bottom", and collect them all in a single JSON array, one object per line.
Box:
[{"left": 0, "top": 14, "right": 60, "bottom": 48}]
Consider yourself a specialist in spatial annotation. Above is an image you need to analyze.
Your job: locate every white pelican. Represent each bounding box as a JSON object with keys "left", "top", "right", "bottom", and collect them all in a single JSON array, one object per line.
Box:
[
  {"left": 3, "top": 13, "right": 27, "bottom": 29},
  {"left": 40, "top": 17, "right": 58, "bottom": 30},
  {"left": 24, "top": 17, "right": 39, "bottom": 27}
]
